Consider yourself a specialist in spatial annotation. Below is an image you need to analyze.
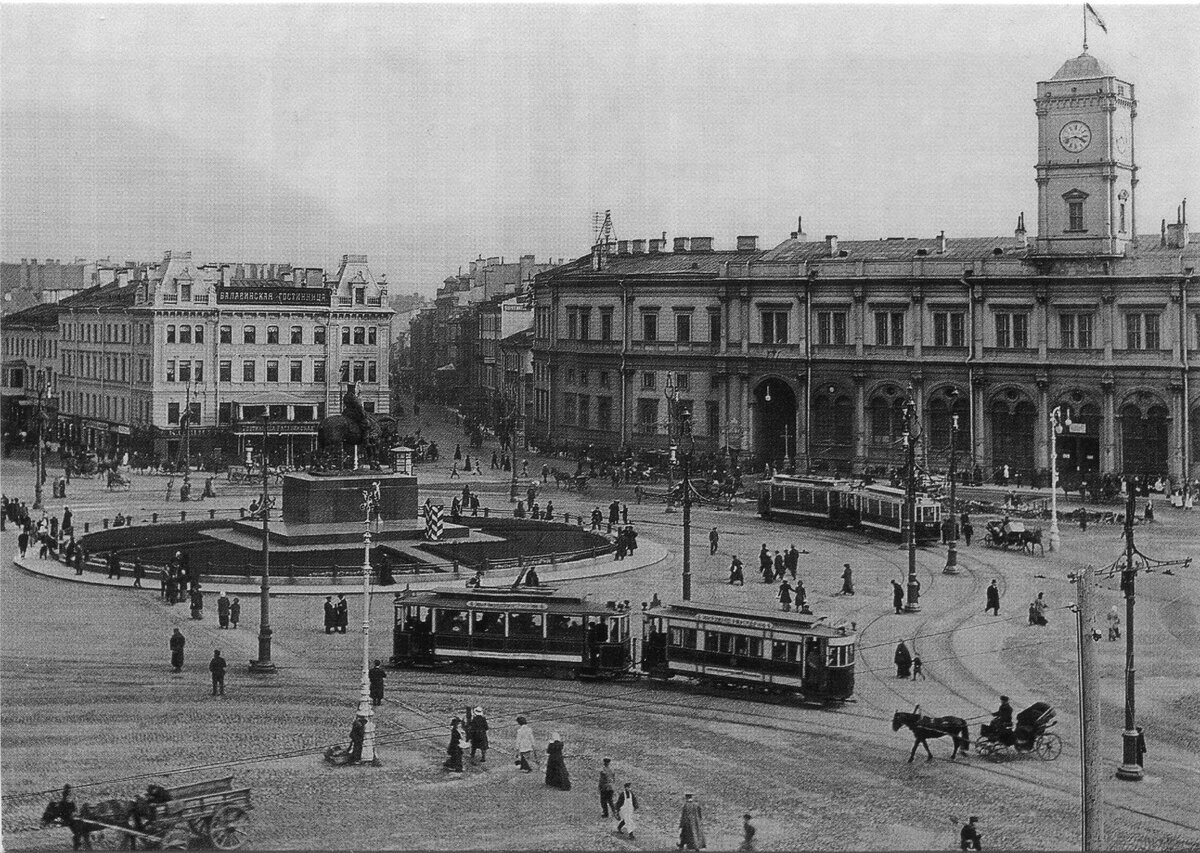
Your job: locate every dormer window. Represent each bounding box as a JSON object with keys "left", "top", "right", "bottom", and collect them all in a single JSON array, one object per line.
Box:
[
  {"left": 180, "top": 283, "right": 192, "bottom": 302},
  {"left": 354, "top": 287, "right": 366, "bottom": 305}
]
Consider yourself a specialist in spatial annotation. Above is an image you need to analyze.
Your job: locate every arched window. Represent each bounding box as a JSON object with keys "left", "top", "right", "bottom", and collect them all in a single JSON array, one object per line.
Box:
[
  {"left": 991, "top": 394, "right": 1036, "bottom": 469},
  {"left": 1122, "top": 403, "right": 1169, "bottom": 476},
  {"left": 928, "top": 388, "right": 969, "bottom": 453},
  {"left": 869, "top": 387, "right": 908, "bottom": 444},
  {"left": 812, "top": 393, "right": 853, "bottom": 447}
]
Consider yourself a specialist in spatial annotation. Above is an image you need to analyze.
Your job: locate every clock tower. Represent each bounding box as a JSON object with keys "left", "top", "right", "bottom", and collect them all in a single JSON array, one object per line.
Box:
[{"left": 1034, "top": 50, "right": 1137, "bottom": 256}]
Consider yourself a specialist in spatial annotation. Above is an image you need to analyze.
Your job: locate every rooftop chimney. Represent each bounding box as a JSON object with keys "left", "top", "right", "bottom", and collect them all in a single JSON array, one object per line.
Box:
[
  {"left": 673, "top": 237, "right": 690, "bottom": 253},
  {"left": 632, "top": 239, "right": 646, "bottom": 255},
  {"left": 737, "top": 235, "right": 758, "bottom": 252},
  {"left": 795, "top": 216, "right": 808, "bottom": 242},
  {"left": 1015, "top": 212, "right": 1027, "bottom": 247},
  {"left": 937, "top": 231, "right": 947, "bottom": 254},
  {"left": 825, "top": 235, "right": 839, "bottom": 257},
  {"left": 690, "top": 237, "right": 713, "bottom": 252},
  {"left": 649, "top": 239, "right": 663, "bottom": 254},
  {"left": 1166, "top": 198, "right": 1190, "bottom": 249}
]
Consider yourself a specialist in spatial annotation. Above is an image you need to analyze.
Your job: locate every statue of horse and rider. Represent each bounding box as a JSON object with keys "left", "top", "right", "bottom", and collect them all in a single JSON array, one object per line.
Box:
[{"left": 313, "top": 382, "right": 398, "bottom": 472}]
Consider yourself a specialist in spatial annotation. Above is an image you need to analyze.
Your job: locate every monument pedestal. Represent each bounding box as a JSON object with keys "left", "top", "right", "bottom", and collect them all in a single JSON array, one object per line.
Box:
[{"left": 283, "top": 471, "right": 418, "bottom": 525}]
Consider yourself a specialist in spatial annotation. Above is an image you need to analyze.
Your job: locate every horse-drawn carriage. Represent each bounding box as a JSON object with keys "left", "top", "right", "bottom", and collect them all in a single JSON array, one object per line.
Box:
[
  {"left": 976, "top": 702, "right": 1062, "bottom": 761},
  {"left": 106, "top": 469, "right": 132, "bottom": 491},
  {"left": 43, "top": 775, "right": 252, "bottom": 849},
  {"left": 550, "top": 468, "right": 590, "bottom": 493},
  {"left": 66, "top": 452, "right": 101, "bottom": 479},
  {"left": 983, "top": 519, "right": 1045, "bottom": 556}
]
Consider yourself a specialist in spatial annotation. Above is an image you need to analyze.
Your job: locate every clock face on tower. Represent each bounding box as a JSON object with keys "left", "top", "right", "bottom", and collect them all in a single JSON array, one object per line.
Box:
[{"left": 1059, "top": 121, "right": 1092, "bottom": 153}]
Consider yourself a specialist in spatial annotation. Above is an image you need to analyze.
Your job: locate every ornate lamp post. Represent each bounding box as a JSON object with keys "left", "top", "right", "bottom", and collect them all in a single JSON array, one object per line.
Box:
[
  {"left": 249, "top": 415, "right": 277, "bottom": 673},
  {"left": 666, "top": 377, "right": 694, "bottom": 601},
  {"left": 664, "top": 376, "right": 678, "bottom": 513},
  {"left": 1049, "top": 406, "right": 1071, "bottom": 553},
  {"left": 902, "top": 386, "right": 921, "bottom": 612},
  {"left": 181, "top": 376, "right": 200, "bottom": 493},
  {"left": 505, "top": 382, "right": 519, "bottom": 503},
  {"left": 32, "top": 370, "right": 52, "bottom": 511},
  {"left": 352, "top": 481, "right": 382, "bottom": 766},
  {"left": 944, "top": 387, "right": 962, "bottom": 575}
]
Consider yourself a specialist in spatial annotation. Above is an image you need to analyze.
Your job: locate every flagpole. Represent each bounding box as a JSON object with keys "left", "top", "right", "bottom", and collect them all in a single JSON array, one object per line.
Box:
[{"left": 1083, "top": 4, "right": 1088, "bottom": 51}]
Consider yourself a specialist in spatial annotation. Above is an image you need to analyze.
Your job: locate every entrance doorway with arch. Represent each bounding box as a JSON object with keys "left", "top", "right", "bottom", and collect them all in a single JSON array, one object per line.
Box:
[
  {"left": 1120, "top": 397, "right": 1169, "bottom": 476},
  {"left": 755, "top": 378, "right": 796, "bottom": 471},
  {"left": 1053, "top": 394, "right": 1102, "bottom": 490},
  {"left": 990, "top": 390, "right": 1037, "bottom": 481}
]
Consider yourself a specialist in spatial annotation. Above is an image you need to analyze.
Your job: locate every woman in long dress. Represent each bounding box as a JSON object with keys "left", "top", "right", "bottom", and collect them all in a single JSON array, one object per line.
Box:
[
  {"left": 894, "top": 641, "right": 913, "bottom": 678},
  {"left": 544, "top": 732, "right": 571, "bottom": 790},
  {"left": 443, "top": 717, "right": 464, "bottom": 772}
]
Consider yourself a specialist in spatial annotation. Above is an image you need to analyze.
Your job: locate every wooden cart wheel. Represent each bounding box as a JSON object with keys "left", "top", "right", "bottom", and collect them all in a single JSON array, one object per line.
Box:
[
  {"left": 89, "top": 828, "right": 124, "bottom": 850},
  {"left": 208, "top": 806, "right": 250, "bottom": 850},
  {"left": 160, "top": 827, "right": 191, "bottom": 849},
  {"left": 1035, "top": 732, "right": 1063, "bottom": 761}
]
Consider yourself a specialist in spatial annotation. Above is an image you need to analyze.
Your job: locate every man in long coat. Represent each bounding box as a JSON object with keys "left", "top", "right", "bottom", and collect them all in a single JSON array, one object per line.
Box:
[
  {"left": 679, "top": 793, "right": 705, "bottom": 850},
  {"left": 891, "top": 579, "right": 905, "bottom": 614},
  {"left": 169, "top": 629, "right": 185, "bottom": 672},
  {"left": 894, "top": 640, "right": 913, "bottom": 678},
  {"left": 323, "top": 596, "right": 335, "bottom": 633},
  {"left": 217, "top": 592, "right": 230, "bottom": 629},
  {"left": 985, "top": 580, "right": 1001, "bottom": 616},
  {"left": 335, "top": 594, "right": 349, "bottom": 634},
  {"left": 369, "top": 660, "right": 387, "bottom": 706},
  {"left": 467, "top": 706, "right": 489, "bottom": 762}
]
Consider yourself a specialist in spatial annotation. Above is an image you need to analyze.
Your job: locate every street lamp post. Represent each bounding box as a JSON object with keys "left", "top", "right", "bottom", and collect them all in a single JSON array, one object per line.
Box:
[
  {"left": 32, "top": 371, "right": 52, "bottom": 511},
  {"left": 249, "top": 415, "right": 276, "bottom": 673},
  {"left": 1115, "top": 489, "right": 1143, "bottom": 781},
  {"left": 182, "top": 378, "right": 199, "bottom": 494},
  {"left": 943, "top": 411, "right": 961, "bottom": 575},
  {"left": 902, "top": 386, "right": 921, "bottom": 612},
  {"left": 665, "top": 377, "right": 693, "bottom": 601},
  {"left": 1049, "top": 406, "right": 1070, "bottom": 553},
  {"left": 353, "top": 481, "right": 382, "bottom": 766},
  {"left": 505, "top": 383, "right": 519, "bottom": 503}
]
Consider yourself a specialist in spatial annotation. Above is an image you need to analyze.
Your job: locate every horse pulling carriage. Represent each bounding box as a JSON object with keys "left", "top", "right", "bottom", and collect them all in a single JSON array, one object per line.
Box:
[
  {"left": 106, "top": 470, "right": 132, "bottom": 491},
  {"left": 983, "top": 520, "right": 1045, "bottom": 556},
  {"left": 976, "top": 701, "right": 1062, "bottom": 761},
  {"left": 550, "top": 468, "right": 590, "bottom": 493},
  {"left": 43, "top": 776, "right": 252, "bottom": 849}
]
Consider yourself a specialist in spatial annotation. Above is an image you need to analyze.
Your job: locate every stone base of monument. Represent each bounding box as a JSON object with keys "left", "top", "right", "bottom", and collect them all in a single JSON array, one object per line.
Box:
[
  {"left": 283, "top": 470, "right": 419, "bottom": 525},
  {"left": 222, "top": 517, "right": 469, "bottom": 548},
  {"left": 217, "top": 469, "right": 466, "bottom": 548}
]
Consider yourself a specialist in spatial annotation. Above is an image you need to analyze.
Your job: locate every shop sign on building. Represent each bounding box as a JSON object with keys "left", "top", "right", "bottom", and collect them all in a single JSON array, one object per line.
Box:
[{"left": 215, "top": 286, "right": 331, "bottom": 307}]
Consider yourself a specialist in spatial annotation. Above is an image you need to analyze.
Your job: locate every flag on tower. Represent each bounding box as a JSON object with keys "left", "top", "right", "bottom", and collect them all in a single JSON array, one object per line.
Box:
[{"left": 1085, "top": 3, "right": 1108, "bottom": 33}]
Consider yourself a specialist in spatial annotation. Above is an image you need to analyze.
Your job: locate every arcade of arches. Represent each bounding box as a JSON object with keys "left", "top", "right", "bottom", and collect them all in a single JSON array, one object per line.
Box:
[{"left": 755, "top": 382, "right": 1175, "bottom": 479}]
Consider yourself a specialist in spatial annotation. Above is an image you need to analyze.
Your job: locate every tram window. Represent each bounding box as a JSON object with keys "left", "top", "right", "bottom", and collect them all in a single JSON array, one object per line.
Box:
[
  {"left": 474, "top": 611, "right": 506, "bottom": 636},
  {"left": 547, "top": 614, "right": 583, "bottom": 639},
  {"left": 509, "top": 612, "right": 544, "bottom": 636},
  {"left": 609, "top": 619, "right": 623, "bottom": 643},
  {"left": 704, "top": 631, "right": 720, "bottom": 652},
  {"left": 668, "top": 627, "right": 697, "bottom": 648},
  {"left": 827, "top": 645, "right": 854, "bottom": 667},
  {"left": 772, "top": 640, "right": 800, "bottom": 662},
  {"left": 436, "top": 609, "right": 468, "bottom": 634}
]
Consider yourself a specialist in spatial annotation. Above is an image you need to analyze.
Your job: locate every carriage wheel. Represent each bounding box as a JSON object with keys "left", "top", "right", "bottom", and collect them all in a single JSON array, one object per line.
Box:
[
  {"left": 1035, "top": 733, "right": 1063, "bottom": 761},
  {"left": 978, "top": 741, "right": 1003, "bottom": 762},
  {"left": 89, "top": 828, "right": 124, "bottom": 850},
  {"left": 159, "top": 827, "right": 191, "bottom": 849},
  {"left": 208, "top": 806, "right": 250, "bottom": 850}
]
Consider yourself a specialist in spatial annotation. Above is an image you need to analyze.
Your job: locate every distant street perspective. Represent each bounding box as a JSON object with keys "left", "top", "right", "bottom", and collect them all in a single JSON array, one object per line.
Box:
[{"left": 3, "top": 4, "right": 1199, "bottom": 852}]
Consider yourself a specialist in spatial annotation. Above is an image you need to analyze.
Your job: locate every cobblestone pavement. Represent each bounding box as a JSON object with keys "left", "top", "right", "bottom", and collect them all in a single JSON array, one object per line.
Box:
[{"left": 2, "top": 403, "right": 1199, "bottom": 850}]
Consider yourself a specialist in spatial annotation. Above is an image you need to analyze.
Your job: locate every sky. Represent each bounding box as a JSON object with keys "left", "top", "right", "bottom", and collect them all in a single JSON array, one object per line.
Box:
[{"left": 2, "top": 3, "right": 1198, "bottom": 296}]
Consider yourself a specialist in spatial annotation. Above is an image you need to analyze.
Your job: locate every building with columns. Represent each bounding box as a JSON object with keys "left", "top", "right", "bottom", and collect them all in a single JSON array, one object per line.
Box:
[{"left": 531, "top": 49, "right": 1198, "bottom": 485}]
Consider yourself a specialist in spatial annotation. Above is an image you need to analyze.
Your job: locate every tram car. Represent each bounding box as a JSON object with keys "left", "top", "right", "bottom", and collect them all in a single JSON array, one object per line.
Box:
[
  {"left": 641, "top": 601, "right": 857, "bottom": 701},
  {"left": 391, "top": 587, "right": 635, "bottom": 679},
  {"left": 758, "top": 474, "right": 942, "bottom": 544}
]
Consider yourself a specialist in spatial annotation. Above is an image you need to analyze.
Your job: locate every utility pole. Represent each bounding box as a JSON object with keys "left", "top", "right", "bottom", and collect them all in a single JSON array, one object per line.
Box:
[
  {"left": 943, "top": 407, "right": 960, "bottom": 575},
  {"left": 1073, "top": 565, "right": 1105, "bottom": 849},
  {"left": 1049, "top": 407, "right": 1070, "bottom": 552},
  {"left": 249, "top": 415, "right": 276, "bottom": 673},
  {"left": 1116, "top": 489, "right": 1143, "bottom": 780},
  {"left": 352, "top": 481, "right": 382, "bottom": 766},
  {"left": 903, "top": 386, "right": 920, "bottom": 612}
]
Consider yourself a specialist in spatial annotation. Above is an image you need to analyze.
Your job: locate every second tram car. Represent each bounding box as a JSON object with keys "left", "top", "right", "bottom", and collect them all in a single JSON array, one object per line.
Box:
[
  {"left": 641, "top": 601, "right": 856, "bottom": 701},
  {"left": 758, "top": 474, "right": 942, "bottom": 543},
  {"left": 391, "top": 587, "right": 634, "bottom": 679}
]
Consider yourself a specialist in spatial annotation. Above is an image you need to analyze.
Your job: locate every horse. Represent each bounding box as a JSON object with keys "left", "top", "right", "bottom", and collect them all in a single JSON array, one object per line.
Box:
[
  {"left": 1021, "top": 528, "right": 1045, "bottom": 556},
  {"left": 316, "top": 414, "right": 398, "bottom": 470},
  {"left": 891, "top": 708, "right": 971, "bottom": 763},
  {"left": 44, "top": 796, "right": 153, "bottom": 851}
]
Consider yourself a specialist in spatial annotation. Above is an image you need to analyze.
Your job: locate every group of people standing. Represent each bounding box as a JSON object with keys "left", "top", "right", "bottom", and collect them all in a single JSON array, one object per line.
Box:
[{"left": 323, "top": 594, "right": 350, "bottom": 633}]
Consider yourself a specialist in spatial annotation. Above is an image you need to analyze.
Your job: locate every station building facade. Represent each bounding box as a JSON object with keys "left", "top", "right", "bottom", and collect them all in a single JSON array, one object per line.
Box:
[{"left": 531, "top": 51, "right": 1199, "bottom": 485}]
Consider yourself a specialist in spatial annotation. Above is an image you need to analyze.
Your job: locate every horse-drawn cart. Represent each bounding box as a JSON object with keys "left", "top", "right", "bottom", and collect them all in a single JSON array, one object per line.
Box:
[{"left": 44, "top": 775, "right": 252, "bottom": 850}]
